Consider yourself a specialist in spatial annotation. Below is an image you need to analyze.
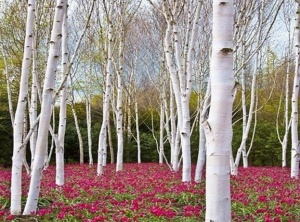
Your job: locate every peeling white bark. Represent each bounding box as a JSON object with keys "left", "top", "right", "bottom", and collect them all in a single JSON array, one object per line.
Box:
[
  {"left": 203, "top": 1, "right": 234, "bottom": 221},
  {"left": 23, "top": 0, "right": 65, "bottom": 214},
  {"left": 291, "top": 2, "right": 300, "bottom": 179},
  {"left": 11, "top": 0, "right": 35, "bottom": 215},
  {"left": 56, "top": 0, "right": 68, "bottom": 186},
  {"left": 97, "top": 0, "right": 114, "bottom": 175},
  {"left": 116, "top": 27, "right": 125, "bottom": 172}
]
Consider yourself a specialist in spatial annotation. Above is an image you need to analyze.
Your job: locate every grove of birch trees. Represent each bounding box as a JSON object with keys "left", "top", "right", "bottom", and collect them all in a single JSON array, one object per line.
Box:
[{"left": 0, "top": 0, "right": 299, "bottom": 220}]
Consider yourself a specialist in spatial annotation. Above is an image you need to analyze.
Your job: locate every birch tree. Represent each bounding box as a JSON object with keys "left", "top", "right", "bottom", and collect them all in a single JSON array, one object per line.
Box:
[
  {"left": 115, "top": 11, "right": 125, "bottom": 172},
  {"left": 148, "top": 0, "right": 202, "bottom": 182},
  {"left": 23, "top": 0, "right": 66, "bottom": 214},
  {"left": 233, "top": 1, "right": 265, "bottom": 174},
  {"left": 276, "top": 0, "right": 293, "bottom": 168},
  {"left": 29, "top": 8, "right": 39, "bottom": 169},
  {"left": 10, "top": 0, "right": 35, "bottom": 215},
  {"left": 0, "top": 33, "right": 14, "bottom": 128},
  {"left": 56, "top": 1, "right": 68, "bottom": 185},
  {"left": 97, "top": 0, "right": 114, "bottom": 176},
  {"left": 195, "top": 80, "right": 210, "bottom": 183},
  {"left": 291, "top": 1, "right": 300, "bottom": 179},
  {"left": 86, "top": 63, "right": 93, "bottom": 165},
  {"left": 202, "top": 0, "right": 234, "bottom": 220},
  {"left": 194, "top": 2, "right": 212, "bottom": 183},
  {"left": 55, "top": 0, "right": 95, "bottom": 176},
  {"left": 233, "top": 0, "right": 284, "bottom": 174}
]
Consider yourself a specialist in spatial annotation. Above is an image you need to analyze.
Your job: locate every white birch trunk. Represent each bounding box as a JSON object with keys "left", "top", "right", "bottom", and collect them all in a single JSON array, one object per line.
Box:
[
  {"left": 86, "top": 83, "right": 93, "bottom": 166},
  {"left": 281, "top": 52, "right": 290, "bottom": 168},
  {"left": 160, "top": 67, "right": 172, "bottom": 165},
  {"left": 233, "top": 2, "right": 264, "bottom": 175},
  {"left": 159, "top": 71, "right": 165, "bottom": 164},
  {"left": 56, "top": 2, "right": 68, "bottom": 185},
  {"left": 116, "top": 29, "right": 124, "bottom": 172},
  {"left": 159, "top": 99, "right": 164, "bottom": 164},
  {"left": 240, "top": 42, "right": 248, "bottom": 168},
  {"left": 282, "top": 7, "right": 292, "bottom": 167},
  {"left": 177, "top": 1, "right": 202, "bottom": 181},
  {"left": 169, "top": 84, "right": 176, "bottom": 168},
  {"left": 103, "top": 125, "right": 108, "bottom": 166},
  {"left": 29, "top": 29, "right": 38, "bottom": 169},
  {"left": 127, "top": 88, "right": 132, "bottom": 144},
  {"left": 195, "top": 80, "right": 210, "bottom": 183},
  {"left": 71, "top": 104, "right": 84, "bottom": 164},
  {"left": 161, "top": 1, "right": 202, "bottom": 181},
  {"left": 195, "top": 123, "right": 206, "bottom": 183},
  {"left": 115, "top": 75, "right": 124, "bottom": 171},
  {"left": 291, "top": 2, "right": 300, "bottom": 179},
  {"left": 23, "top": 0, "right": 65, "bottom": 214},
  {"left": 135, "top": 95, "right": 141, "bottom": 164},
  {"left": 22, "top": 108, "right": 30, "bottom": 175},
  {"left": 164, "top": 20, "right": 181, "bottom": 172},
  {"left": 45, "top": 111, "right": 55, "bottom": 169},
  {"left": 0, "top": 34, "right": 14, "bottom": 127},
  {"left": 204, "top": 0, "right": 233, "bottom": 220},
  {"left": 97, "top": 1, "right": 114, "bottom": 175},
  {"left": 282, "top": 54, "right": 290, "bottom": 167},
  {"left": 11, "top": 0, "right": 35, "bottom": 215},
  {"left": 107, "top": 114, "right": 114, "bottom": 164},
  {"left": 233, "top": 51, "right": 259, "bottom": 175}
]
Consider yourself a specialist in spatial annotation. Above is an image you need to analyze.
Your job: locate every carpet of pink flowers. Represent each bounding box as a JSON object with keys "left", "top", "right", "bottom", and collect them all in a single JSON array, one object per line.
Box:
[{"left": 0, "top": 163, "right": 299, "bottom": 221}]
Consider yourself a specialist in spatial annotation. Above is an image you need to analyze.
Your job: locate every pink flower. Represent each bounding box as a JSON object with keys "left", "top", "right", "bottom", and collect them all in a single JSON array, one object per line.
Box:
[
  {"left": 5, "top": 215, "right": 14, "bottom": 221},
  {"left": 258, "top": 195, "right": 267, "bottom": 202},
  {"left": 57, "top": 212, "right": 66, "bottom": 220},
  {"left": 183, "top": 205, "right": 201, "bottom": 217},
  {"left": 91, "top": 215, "right": 106, "bottom": 222},
  {"left": 274, "top": 206, "right": 285, "bottom": 215},
  {"left": 149, "top": 206, "right": 176, "bottom": 218},
  {"left": 264, "top": 214, "right": 272, "bottom": 222}
]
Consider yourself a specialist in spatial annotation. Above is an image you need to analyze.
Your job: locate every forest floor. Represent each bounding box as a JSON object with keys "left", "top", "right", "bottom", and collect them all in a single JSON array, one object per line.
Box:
[{"left": 0, "top": 163, "right": 299, "bottom": 221}]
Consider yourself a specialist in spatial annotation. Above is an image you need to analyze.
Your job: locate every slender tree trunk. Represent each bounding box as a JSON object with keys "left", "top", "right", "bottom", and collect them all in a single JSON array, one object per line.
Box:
[
  {"left": 102, "top": 123, "right": 107, "bottom": 166},
  {"left": 159, "top": 71, "right": 165, "bottom": 164},
  {"left": 282, "top": 53, "right": 290, "bottom": 167},
  {"left": 29, "top": 23, "right": 38, "bottom": 169},
  {"left": 56, "top": 2, "right": 68, "bottom": 185},
  {"left": 22, "top": 107, "right": 30, "bottom": 175},
  {"left": 107, "top": 113, "right": 114, "bottom": 164},
  {"left": 195, "top": 80, "right": 210, "bottom": 183},
  {"left": 291, "top": 2, "right": 300, "bottom": 179},
  {"left": 164, "top": 20, "right": 181, "bottom": 172},
  {"left": 11, "top": 0, "right": 35, "bottom": 215},
  {"left": 281, "top": 53, "right": 290, "bottom": 167},
  {"left": 115, "top": 76, "right": 124, "bottom": 171},
  {"left": 233, "top": 2, "right": 264, "bottom": 175},
  {"left": 45, "top": 110, "right": 55, "bottom": 169},
  {"left": 282, "top": 7, "right": 292, "bottom": 167},
  {"left": 203, "top": 0, "right": 234, "bottom": 220},
  {"left": 134, "top": 92, "right": 141, "bottom": 164},
  {"left": 97, "top": 1, "right": 114, "bottom": 175},
  {"left": 177, "top": 1, "right": 202, "bottom": 181},
  {"left": 0, "top": 33, "right": 14, "bottom": 127},
  {"left": 195, "top": 124, "right": 206, "bottom": 183},
  {"left": 86, "top": 84, "right": 93, "bottom": 166},
  {"left": 72, "top": 105, "right": 84, "bottom": 164},
  {"left": 116, "top": 29, "right": 125, "bottom": 172},
  {"left": 161, "top": 1, "right": 202, "bottom": 181},
  {"left": 127, "top": 88, "right": 132, "bottom": 146},
  {"left": 23, "top": 1, "right": 65, "bottom": 214},
  {"left": 159, "top": 99, "right": 164, "bottom": 164},
  {"left": 86, "top": 72, "right": 93, "bottom": 165},
  {"left": 240, "top": 42, "right": 248, "bottom": 168},
  {"left": 169, "top": 84, "right": 176, "bottom": 168}
]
